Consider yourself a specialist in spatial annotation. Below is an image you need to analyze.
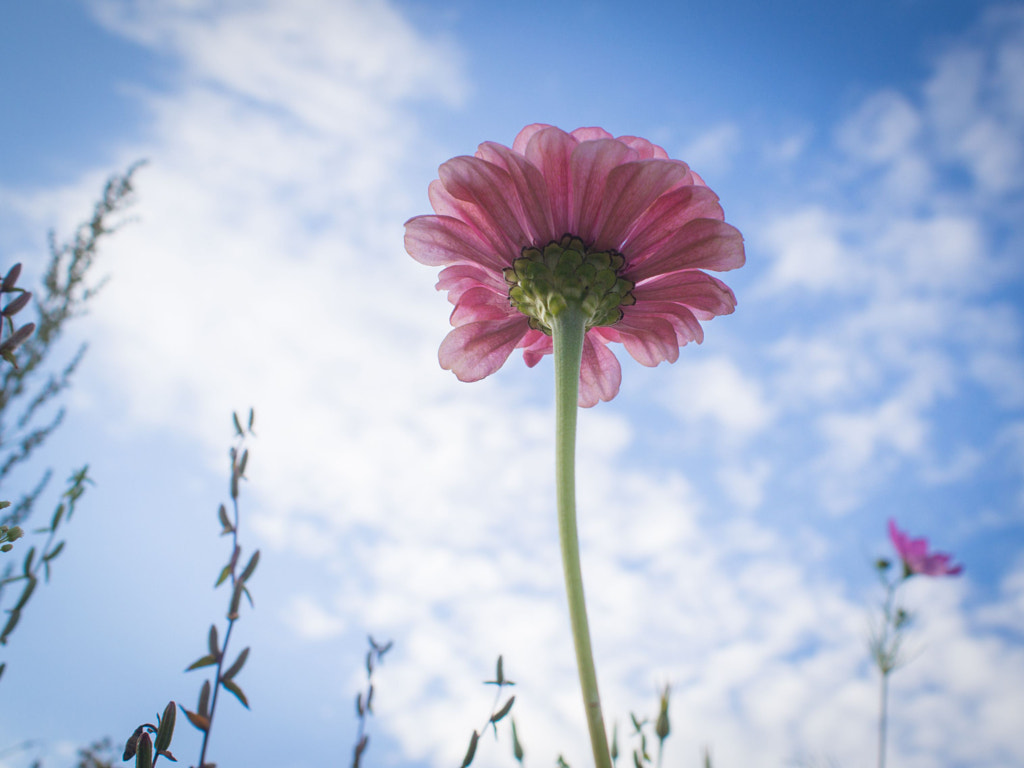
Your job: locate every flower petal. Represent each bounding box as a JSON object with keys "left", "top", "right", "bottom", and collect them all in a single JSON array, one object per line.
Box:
[
  {"left": 633, "top": 270, "right": 738, "bottom": 319},
  {"left": 405, "top": 214, "right": 506, "bottom": 270},
  {"left": 590, "top": 159, "right": 693, "bottom": 251},
  {"left": 438, "top": 316, "right": 531, "bottom": 382},
  {"left": 616, "top": 135, "right": 670, "bottom": 159},
  {"left": 436, "top": 263, "right": 507, "bottom": 302},
  {"left": 513, "top": 123, "right": 554, "bottom": 154},
  {"left": 579, "top": 333, "right": 622, "bottom": 406},
  {"left": 437, "top": 156, "right": 531, "bottom": 258},
  {"left": 626, "top": 218, "right": 745, "bottom": 282},
  {"left": 622, "top": 185, "right": 725, "bottom": 258},
  {"left": 450, "top": 286, "right": 516, "bottom": 326},
  {"left": 571, "top": 139, "right": 637, "bottom": 243},
  {"left": 518, "top": 329, "right": 552, "bottom": 367},
  {"left": 475, "top": 141, "right": 556, "bottom": 243},
  {"left": 523, "top": 126, "right": 578, "bottom": 236},
  {"left": 614, "top": 313, "right": 681, "bottom": 366}
]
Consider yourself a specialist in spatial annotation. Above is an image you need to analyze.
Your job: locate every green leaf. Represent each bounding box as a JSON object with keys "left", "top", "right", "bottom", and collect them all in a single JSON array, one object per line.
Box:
[
  {"left": 179, "top": 705, "right": 209, "bottom": 733},
  {"left": 490, "top": 696, "right": 515, "bottom": 724},
  {"left": 227, "top": 580, "right": 243, "bottom": 620},
  {"left": 0, "top": 608, "right": 20, "bottom": 643},
  {"left": 0, "top": 662, "right": 5, "bottom": 681},
  {"left": 22, "top": 546, "right": 35, "bottom": 577},
  {"left": 221, "top": 678, "right": 249, "bottom": 709},
  {"left": 238, "top": 449, "right": 249, "bottom": 478},
  {"left": 14, "top": 575, "right": 37, "bottom": 610},
  {"left": 208, "top": 625, "right": 219, "bottom": 657},
  {"left": 511, "top": 718, "right": 524, "bottom": 763},
  {"left": 50, "top": 503, "right": 66, "bottom": 531},
  {"left": 232, "top": 412, "right": 244, "bottom": 437},
  {"left": 460, "top": 730, "right": 479, "bottom": 768},
  {"left": 214, "top": 563, "right": 232, "bottom": 588},
  {"left": 155, "top": 701, "right": 176, "bottom": 754},
  {"left": 247, "top": 408, "right": 254, "bottom": 431},
  {"left": 222, "top": 646, "right": 249, "bottom": 681},
  {"left": 217, "top": 505, "right": 233, "bottom": 535},
  {"left": 198, "top": 680, "right": 211, "bottom": 718},
  {"left": 239, "top": 550, "right": 259, "bottom": 583},
  {"left": 185, "top": 654, "right": 218, "bottom": 672},
  {"left": 43, "top": 540, "right": 65, "bottom": 562}
]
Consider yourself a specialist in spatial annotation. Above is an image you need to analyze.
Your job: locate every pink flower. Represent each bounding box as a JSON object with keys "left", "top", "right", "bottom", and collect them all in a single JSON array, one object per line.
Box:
[
  {"left": 888, "top": 519, "right": 964, "bottom": 577},
  {"left": 404, "top": 124, "right": 745, "bottom": 406}
]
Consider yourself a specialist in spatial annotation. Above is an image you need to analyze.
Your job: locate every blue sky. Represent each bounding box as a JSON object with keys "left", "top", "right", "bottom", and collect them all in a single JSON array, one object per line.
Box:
[{"left": 1, "top": 1, "right": 1022, "bottom": 767}]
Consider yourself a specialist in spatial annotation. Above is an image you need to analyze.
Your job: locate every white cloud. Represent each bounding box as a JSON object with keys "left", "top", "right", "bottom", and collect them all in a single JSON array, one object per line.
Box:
[
  {"left": 660, "top": 356, "right": 774, "bottom": 441},
  {"left": 680, "top": 122, "right": 742, "bottom": 177}
]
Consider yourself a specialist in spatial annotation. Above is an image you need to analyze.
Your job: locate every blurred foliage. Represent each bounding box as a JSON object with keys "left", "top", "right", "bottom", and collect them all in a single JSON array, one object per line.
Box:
[
  {"left": 178, "top": 410, "right": 259, "bottom": 768},
  {"left": 0, "top": 164, "right": 141, "bottom": 682}
]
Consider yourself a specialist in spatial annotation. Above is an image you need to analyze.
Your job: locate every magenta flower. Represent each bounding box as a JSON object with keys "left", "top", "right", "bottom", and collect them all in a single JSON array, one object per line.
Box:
[
  {"left": 888, "top": 519, "right": 964, "bottom": 577},
  {"left": 404, "top": 124, "right": 745, "bottom": 406}
]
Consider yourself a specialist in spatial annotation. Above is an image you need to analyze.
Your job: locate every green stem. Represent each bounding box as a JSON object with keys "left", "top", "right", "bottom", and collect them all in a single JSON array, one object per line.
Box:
[{"left": 551, "top": 305, "right": 613, "bottom": 768}]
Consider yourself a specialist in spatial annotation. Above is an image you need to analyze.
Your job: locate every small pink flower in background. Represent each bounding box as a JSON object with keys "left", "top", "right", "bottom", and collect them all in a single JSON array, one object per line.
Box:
[
  {"left": 405, "top": 124, "right": 745, "bottom": 406},
  {"left": 888, "top": 518, "right": 964, "bottom": 577}
]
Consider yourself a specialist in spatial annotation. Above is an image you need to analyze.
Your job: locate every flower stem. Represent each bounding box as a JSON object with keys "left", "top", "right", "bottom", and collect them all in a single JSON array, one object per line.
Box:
[{"left": 551, "top": 305, "right": 613, "bottom": 768}]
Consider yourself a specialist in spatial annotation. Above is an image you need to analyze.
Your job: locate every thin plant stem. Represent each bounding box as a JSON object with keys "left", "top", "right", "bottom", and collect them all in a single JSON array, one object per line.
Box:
[
  {"left": 878, "top": 668, "right": 889, "bottom": 768},
  {"left": 551, "top": 306, "right": 612, "bottom": 768}
]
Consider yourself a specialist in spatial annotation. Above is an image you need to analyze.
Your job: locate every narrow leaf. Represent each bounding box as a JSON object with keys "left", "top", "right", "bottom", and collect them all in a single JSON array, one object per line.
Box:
[
  {"left": 232, "top": 412, "right": 244, "bottom": 437},
  {"left": 215, "top": 563, "right": 232, "bottom": 588},
  {"left": 511, "top": 718, "right": 524, "bottom": 763},
  {"left": 238, "top": 449, "right": 249, "bottom": 477},
  {"left": 247, "top": 408, "right": 254, "bottom": 430},
  {"left": 228, "top": 580, "right": 243, "bottom": 620},
  {"left": 208, "top": 625, "right": 219, "bottom": 657},
  {"left": 222, "top": 646, "right": 249, "bottom": 681},
  {"left": 43, "top": 540, "right": 65, "bottom": 562},
  {"left": 22, "top": 546, "right": 35, "bottom": 577},
  {"left": 14, "top": 576, "right": 37, "bottom": 610},
  {"left": 0, "top": 608, "right": 21, "bottom": 643},
  {"left": 185, "top": 654, "right": 218, "bottom": 671},
  {"left": 491, "top": 696, "right": 515, "bottom": 724},
  {"left": 50, "top": 503, "right": 66, "bottom": 531},
  {"left": 221, "top": 678, "right": 249, "bottom": 708},
  {"left": 460, "top": 730, "right": 479, "bottom": 768},
  {"left": 179, "top": 706, "right": 209, "bottom": 733},
  {"left": 217, "top": 504, "right": 233, "bottom": 535},
  {"left": 198, "top": 680, "right": 211, "bottom": 718},
  {"left": 239, "top": 550, "right": 259, "bottom": 583}
]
